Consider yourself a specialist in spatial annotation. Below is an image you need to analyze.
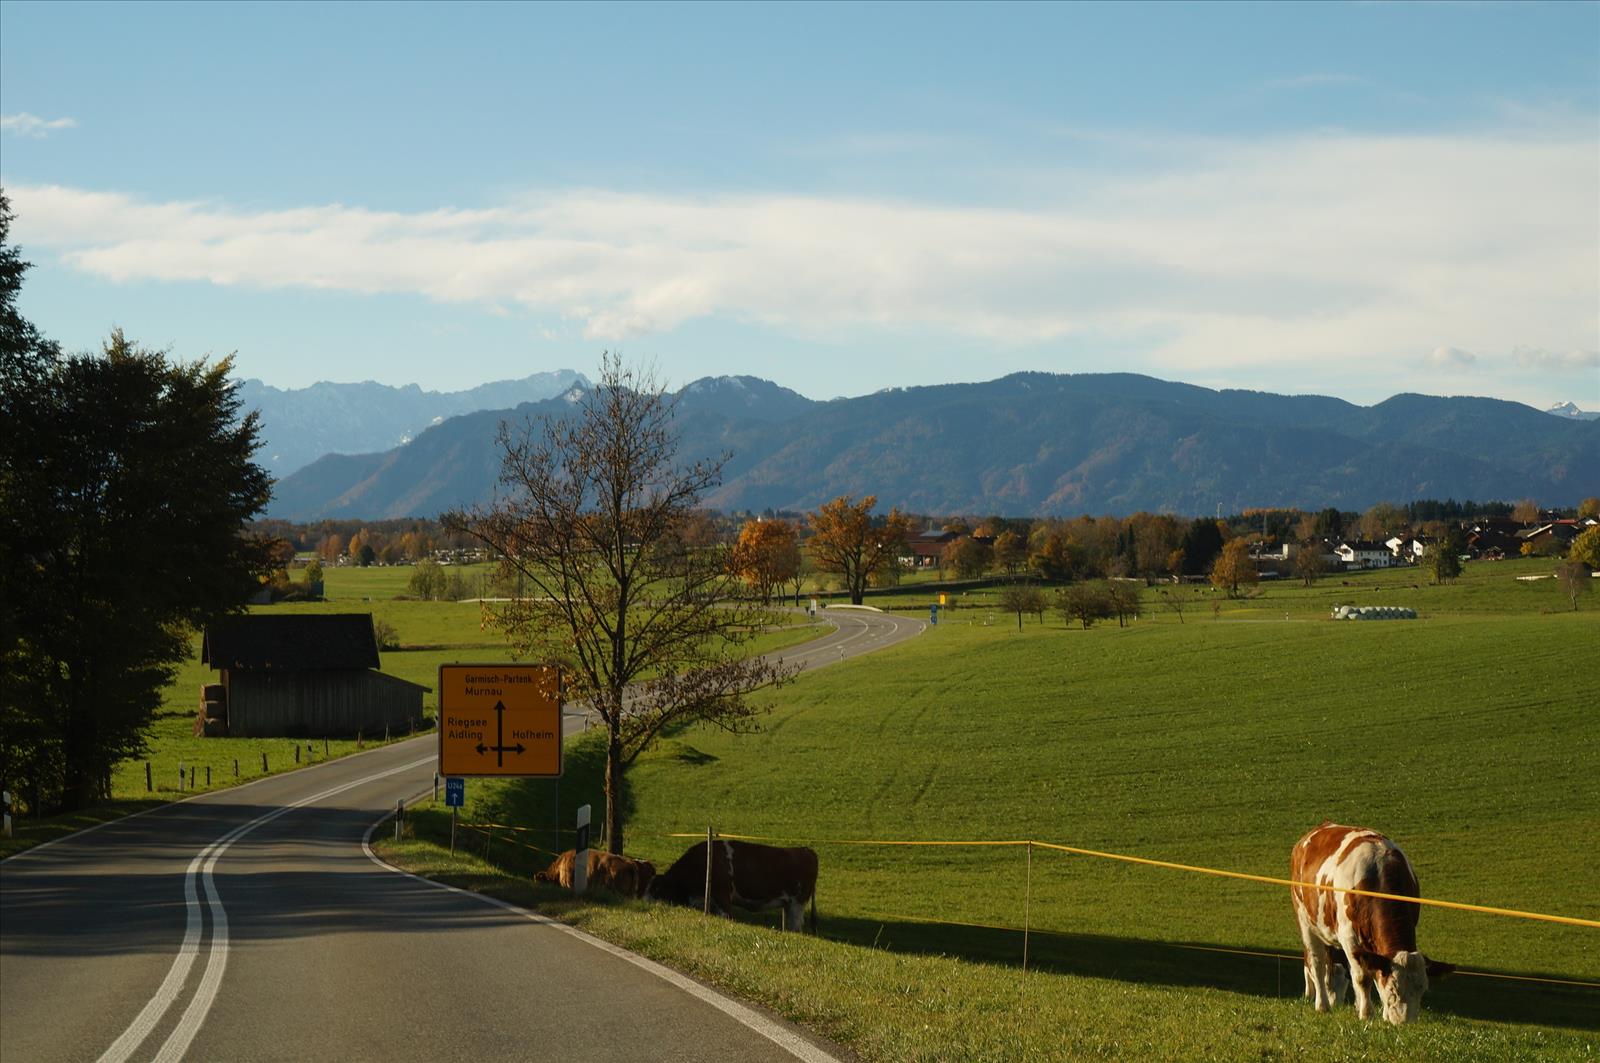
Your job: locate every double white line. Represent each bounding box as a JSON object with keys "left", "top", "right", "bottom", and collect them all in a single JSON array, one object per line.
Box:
[{"left": 97, "top": 754, "right": 436, "bottom": 1063}]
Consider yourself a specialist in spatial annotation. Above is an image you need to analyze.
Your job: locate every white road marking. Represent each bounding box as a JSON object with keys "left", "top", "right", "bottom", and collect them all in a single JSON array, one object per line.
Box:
[
  {"left": 97, "top": 754, "right": 436, "bottom": 1063},
  {"left": 362, "top": 821, "right": 843, "bottom": 1063}
]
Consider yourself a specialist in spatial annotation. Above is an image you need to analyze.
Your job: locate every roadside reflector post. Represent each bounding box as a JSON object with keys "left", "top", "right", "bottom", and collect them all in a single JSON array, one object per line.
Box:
[
  {"left": 395, "top": 799, "right": 403, "bottom": 843},
  {"left": 178, "top": 762, "right": 184, "bottom": 791},
  {"left": 145, "top": 762, "right": 152, "bottom": 792},
  {"left": 2, "top": 790, "right": 11, "bottom": 839},
  {"left": 433, "top": 772, "right": 439, "bottom": 804},
  {"left": 189, "top": 766, "right": 195, "bottom": 790},
  {"left": 295, "top": 745, "right": 300, "bottom": 764},
  {"left": 324, "top": 738, "right": 329, "bottom": 756},
  {"left": 574, "top": 804, "right": 592, "bottom": 894},
  {"left": 703, "top": 826, "right": 715, "bottom": 915},
  {"left": 261, "top": 752, "right": 268, "bottom": 773},
  {"left": 233, "top": 758, "right": 239, "bottom": 778},
  {"left": 205, "top": 765, "right": 211, "bottom": 787}
]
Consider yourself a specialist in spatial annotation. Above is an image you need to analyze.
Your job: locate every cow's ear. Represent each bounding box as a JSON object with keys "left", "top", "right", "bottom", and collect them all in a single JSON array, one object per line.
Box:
[
  {"left": 1356, "top": 949, "right": 1392, "bottom": 975},
  {"left": 1426, "top": 959, "right": 1456, "bottom": 981}
]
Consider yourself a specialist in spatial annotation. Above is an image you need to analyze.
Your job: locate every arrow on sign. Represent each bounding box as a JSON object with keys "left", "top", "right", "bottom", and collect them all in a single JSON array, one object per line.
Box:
[{"left": 470, "top": 700, "right": 527, "bottom": 766}]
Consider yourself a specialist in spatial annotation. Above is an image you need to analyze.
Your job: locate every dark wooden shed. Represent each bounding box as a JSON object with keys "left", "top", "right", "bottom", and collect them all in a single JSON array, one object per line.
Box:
[{"left": 201, "top": 614, "right": 428, "bottom": 737}]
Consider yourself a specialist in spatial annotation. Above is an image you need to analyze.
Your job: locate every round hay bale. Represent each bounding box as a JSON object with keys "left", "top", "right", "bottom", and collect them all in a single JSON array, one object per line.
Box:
[
  {"left": 202, "top": 698, "right": 226, "bottom": 720},
  {"left": 202, "top": 717, "right": 228, "bottom": 738},
  {"left": 201, "top": 683, "right": 226, "bottom": 703}
]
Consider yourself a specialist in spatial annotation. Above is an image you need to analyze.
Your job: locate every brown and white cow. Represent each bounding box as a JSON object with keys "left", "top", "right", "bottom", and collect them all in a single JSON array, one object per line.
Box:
[
  {"left": 1291, "top": 822, "right": 1454, "bottom": 1024},
  {"left": 535, "top": 849, "right": 656, "bottom": 897},
  {"left": 647, "top": 839, "right": 818, "bottom": 932}
]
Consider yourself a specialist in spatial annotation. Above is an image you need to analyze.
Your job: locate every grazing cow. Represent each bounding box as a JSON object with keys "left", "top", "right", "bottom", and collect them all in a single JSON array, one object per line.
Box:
[
  {"left": 1291, "top": 822, "right": 1454, "bottom": 1023},
  {"left": 648, "top": 839, "right": 818, "bottom": 932},
  {"left": 534, "top": 850, "right": 656, "bottom": 897}
]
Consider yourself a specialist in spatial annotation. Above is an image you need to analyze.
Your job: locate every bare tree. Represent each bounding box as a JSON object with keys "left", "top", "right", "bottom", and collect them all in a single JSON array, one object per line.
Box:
[
  {"left": 1293, "top": 545, "right": 1326, "bottom": 587},
  {"left": 1158, "top": 587, "right": 1188, "bottom": 624},
  {"left": 1555, "top": 561, "right": 1590, "bottom": 611},
  {"left": 443, "top": 355, "right": 794, "bottom": 854}
]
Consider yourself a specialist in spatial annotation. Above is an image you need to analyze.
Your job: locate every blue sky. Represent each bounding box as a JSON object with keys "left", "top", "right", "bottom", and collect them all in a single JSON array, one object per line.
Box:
[{"left": 3, "top": 0, "right": 1596, "bottom": 409}]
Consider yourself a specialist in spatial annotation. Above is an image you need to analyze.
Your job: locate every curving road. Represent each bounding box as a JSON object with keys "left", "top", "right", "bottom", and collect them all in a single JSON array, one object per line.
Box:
[{"left": 0, "top": 607, "right": 923, "bottom": 1063}]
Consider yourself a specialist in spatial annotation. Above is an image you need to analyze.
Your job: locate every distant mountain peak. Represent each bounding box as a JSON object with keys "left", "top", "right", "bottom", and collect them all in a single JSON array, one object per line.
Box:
[{"left": 1547, "top": 401, "right": 1600, "bottom": 421}]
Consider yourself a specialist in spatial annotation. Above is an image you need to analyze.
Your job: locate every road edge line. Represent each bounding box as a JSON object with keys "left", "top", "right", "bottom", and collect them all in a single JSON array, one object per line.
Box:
[{"left": 361, "top": 817, "right": 843, "bottom": 1063}]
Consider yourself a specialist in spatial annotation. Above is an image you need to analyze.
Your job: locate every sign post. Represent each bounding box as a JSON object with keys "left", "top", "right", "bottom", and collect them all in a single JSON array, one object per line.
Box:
[
  {"left": 445, "top": 777, "right": 464, "bottom": 856},
  {"left": 437, "top": 664, "right": 563, "bottom": 779},
  {"left": 573, "top": 804, "right": 591, "bottom": 894}
]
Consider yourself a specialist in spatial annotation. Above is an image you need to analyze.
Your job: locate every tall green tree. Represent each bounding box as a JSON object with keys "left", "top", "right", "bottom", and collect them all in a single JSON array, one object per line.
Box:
[{"left": 3, "top": 333, "right": 273, "bottom": 808}]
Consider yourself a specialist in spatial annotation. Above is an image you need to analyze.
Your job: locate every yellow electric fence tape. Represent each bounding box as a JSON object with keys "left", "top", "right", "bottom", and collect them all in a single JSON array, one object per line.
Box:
[{"left": 665, "top": 832, "right": 1600, "bottom": 930}]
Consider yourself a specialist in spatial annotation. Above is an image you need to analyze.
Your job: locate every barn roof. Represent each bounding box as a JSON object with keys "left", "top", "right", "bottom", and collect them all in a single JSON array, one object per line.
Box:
[{"left": 203, "top": 614, "right": 381, "bottom": 671}]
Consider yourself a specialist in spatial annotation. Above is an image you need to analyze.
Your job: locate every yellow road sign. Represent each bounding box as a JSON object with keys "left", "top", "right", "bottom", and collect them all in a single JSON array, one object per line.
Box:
[{"left": 437, "top": 664, "right": 563, "bottom": 777}]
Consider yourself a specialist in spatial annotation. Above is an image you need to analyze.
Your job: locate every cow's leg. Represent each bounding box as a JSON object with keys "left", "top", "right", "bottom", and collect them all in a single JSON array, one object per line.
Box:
[
  {"left": 1338, "top": 931, "right": 1374, "bottom": 1020},
  {"left": 784, "top": 897, "right": 804, "bottom": 933},
  {"left": 1297, "top": 916, "right": 1335, "bottom": 1011}
]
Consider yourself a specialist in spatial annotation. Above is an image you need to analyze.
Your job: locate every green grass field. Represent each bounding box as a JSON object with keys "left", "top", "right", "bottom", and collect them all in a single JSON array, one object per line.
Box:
[{"left": 383, "top": 566, "right": 1599, "bottom": 1059}]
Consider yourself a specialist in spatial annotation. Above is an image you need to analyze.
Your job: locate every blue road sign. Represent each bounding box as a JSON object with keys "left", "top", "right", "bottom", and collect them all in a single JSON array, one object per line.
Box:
[{"left": 445, "top": 777, "right": 465, "bottom": 808}]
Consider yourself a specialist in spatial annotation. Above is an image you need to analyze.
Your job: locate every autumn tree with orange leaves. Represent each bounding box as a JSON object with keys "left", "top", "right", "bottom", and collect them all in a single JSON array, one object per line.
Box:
[
  {"left": 807, "top": 494, "right": 911, "bottom": 605},
  {"left": 731, "top": 518, "right": 801, "bottom": 603}
]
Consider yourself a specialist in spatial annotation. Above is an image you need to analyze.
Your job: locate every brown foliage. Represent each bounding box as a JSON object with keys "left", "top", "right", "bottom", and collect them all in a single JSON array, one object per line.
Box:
[{"left": 806, "top": 494, "right": 911, "bottom": 605}]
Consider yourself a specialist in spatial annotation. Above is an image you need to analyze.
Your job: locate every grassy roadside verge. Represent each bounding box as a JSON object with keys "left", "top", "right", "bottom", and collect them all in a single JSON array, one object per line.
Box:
[{"left": 372, "top": 825, "right": 1595, "bottom": 1062}]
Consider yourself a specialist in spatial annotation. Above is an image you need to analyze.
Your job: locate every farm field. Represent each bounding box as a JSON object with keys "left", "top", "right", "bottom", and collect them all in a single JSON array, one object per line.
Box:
[
  {"left": 390, "top": 575, "right": 1599, "bottom": 1058},
  {"left": 866, "top": 554, "right": 1594, "bottom": 618}
]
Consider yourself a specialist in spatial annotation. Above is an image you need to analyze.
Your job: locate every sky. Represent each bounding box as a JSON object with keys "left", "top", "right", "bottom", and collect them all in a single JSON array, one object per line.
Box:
[{"left": 2, "top": 0, "right": 1597, "bottom": 410}]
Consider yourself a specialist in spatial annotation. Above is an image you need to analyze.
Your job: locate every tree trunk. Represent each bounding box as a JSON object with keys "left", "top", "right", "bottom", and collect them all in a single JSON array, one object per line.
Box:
[{"left": 604, "top": 728, "right": 624, "bottom": 855}]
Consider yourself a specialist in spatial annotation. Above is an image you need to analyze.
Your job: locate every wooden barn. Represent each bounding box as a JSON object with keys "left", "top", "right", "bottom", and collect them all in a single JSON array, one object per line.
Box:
[{"left": 201, "top": 614, "right": 428, "bottom": 737}]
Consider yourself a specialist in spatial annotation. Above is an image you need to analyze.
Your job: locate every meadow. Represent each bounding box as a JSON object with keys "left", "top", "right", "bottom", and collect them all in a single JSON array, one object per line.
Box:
[{"left": 383, "top": 557, "right": 1599, "bottom": 1059}]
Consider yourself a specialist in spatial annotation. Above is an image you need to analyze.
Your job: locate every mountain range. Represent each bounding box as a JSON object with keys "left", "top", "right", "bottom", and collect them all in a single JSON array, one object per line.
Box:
[
  {"left": 264, "top": 372, "right": 1600, "bottom": 520},
  {"left": 239, "top": 370, "right": 588, "bottom": 477}
]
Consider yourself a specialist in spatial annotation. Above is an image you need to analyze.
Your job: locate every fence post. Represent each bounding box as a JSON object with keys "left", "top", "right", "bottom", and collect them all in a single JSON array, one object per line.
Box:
[
  {"left": 703, "top": 826, "right": 715, "bottom": 915},
  {"left": 189, "top": 766, "right": 195, "bottom": 790},
  {"left": 233, "top": 758, "right": 239, "bottom": 778},
  {"left": 205, "top": 765, "right": 211, "bottom": 787},
  {"left": 261, "top": 751, "right": 268, "bottom": 773},
  {"left": 1023, "top": 841, "right": 1033, "bottom": 976},
  {"left": 295, "top": 744, "right": 300, "bottom": 764},
  {"left": 324, "top": 738, "right": 329, "bottom": 756},
  {"left": 178, "top": 763, "right": 185, "bottom": 791},
  {"left": 145, "top": 762, "right": 152, "bottom": 792}
]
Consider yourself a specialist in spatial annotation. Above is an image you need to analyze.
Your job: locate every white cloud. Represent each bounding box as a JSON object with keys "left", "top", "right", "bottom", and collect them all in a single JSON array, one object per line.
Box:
[
  {"left": 7, "top": 125, "right": 1597, "bottom": 381},
  {"left": 1, "top": 113, "right": 77, "bottom": 137},
  {"left": 1512, "top": 346, "right": 1600, "bottom": 372},
  {"left": 1424, "top": 345, "right": 1478, "bottom": 368}
]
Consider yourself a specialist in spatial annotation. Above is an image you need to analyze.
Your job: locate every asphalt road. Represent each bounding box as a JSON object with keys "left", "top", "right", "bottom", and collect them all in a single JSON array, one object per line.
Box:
[{"left": 0, "top": 607, "right": 923, "bottom": 1063}]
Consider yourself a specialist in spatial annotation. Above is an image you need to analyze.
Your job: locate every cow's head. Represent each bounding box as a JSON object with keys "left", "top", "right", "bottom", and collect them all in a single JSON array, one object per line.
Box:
[
  {"left": 1362, "top": 950, "right": 1438, "bottom": 1024},
  {"left": 646, "top": 872, "right": 689, "bottom": 905}
]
